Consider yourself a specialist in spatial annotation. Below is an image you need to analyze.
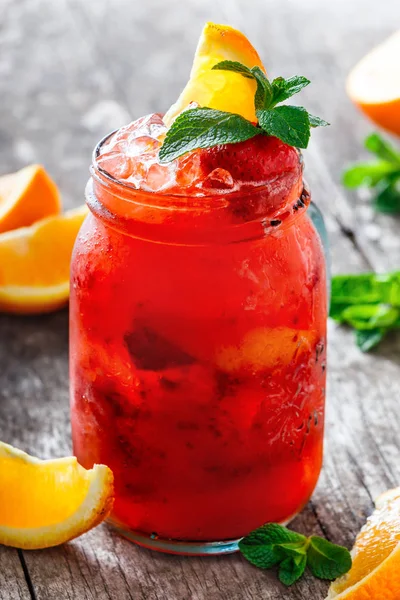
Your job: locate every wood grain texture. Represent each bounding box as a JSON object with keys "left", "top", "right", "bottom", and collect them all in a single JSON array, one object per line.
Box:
[
  {"left": 0, "top": 549, "right": 31, "bottom": 600},
  {"left": 1, "top": 0, "right": 400, "bottom": 598}
]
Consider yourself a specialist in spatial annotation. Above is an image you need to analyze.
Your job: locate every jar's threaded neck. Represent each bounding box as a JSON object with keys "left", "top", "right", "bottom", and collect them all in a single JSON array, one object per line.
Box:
[{"left": 88, "top": 131, "right": 309, "bottom": 245}]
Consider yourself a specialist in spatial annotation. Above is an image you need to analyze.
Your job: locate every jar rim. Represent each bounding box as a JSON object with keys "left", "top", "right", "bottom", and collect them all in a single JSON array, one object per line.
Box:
[{"left": 91, "top": 129, "right": 305, "bottom": 212}]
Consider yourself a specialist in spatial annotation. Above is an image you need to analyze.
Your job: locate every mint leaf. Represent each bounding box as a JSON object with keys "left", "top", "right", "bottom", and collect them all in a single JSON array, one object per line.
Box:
[
  {"left": 343, "top": 162, "right": 398, "bottom": 188},
  {"left": 384, "top": 272, "right": 400, "bottom": 307},
  {"left": 159, "top": 107, "right": 259, "bottom": 163},
  {"left": 257, "top": 106, "right": 310, "bottom": 148},
  {"left": 211, "top": 60, "right": 254, "bottom": 79},
  {"left": 308, "top": 114, "right": 330, "bottom": 128},
  {"left": 239, "top": 523, "right": 351, "bottom": 586},
  {"left": 373, "top": 179, "right": 400, "bottom": 214},
  {"left": 307, "top": 536, "right": 352, "bottom": 581},
  {"left": 330, "top": 272, "right": 400, "bottom": 351},
  {"left": 238, "top": 541, "right": 281, "bottom": 570},
  {"left": 239, "top": 523, "right": 306, "bottom": 569},
  {"left": 369, "top": 304, "right": 399, "bottom": 327},
  {"left": 341, "top": 304, "right": 399, "bottom": 330},
  {"left": 242, "top": 523, "right": 307, "bottom": 546},
  {"left": 270, "top": 76, "right": 310, "bottom": 105},
  {"left": 355, "top": 328, "right": 385, "bottom": 352},
  {"left": 342, "top": 133, "right": 400, "bottom": 214},
  {"left": 279, "top": 553, "right": 307, "bottom": 586},
  {"left": 251, "top": 66, "right": 273, "bottom": 110},
  {"left": 331, "top": 273, "right": 384, "bottom": 306},
  {"left": 330, "top": 303, "right": 348, "bottom": 323},
  {"left": 365, "top": 133, "right": 400, "bottom": 165}
]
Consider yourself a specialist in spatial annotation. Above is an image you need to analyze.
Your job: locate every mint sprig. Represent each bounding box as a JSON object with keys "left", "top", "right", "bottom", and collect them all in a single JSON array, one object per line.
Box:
[
  {"left": 343, "top": 133, "right": 400, "bottom": 214},
  {"left": 330, "top": 271, "right": 400, "bottom": 351},
  {"left": 159, "top": 60, "right": 329, "bottom": 163},
  {"left": 158, "top": 108, "right": 259, "bottom": 163},
  {"left": 239, "top": 523, "right": 351, "bottom": 586}
]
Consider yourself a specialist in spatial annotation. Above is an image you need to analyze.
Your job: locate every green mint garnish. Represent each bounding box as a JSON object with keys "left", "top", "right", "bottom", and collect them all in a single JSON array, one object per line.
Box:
[
  {"left": 330, "top": 271, "right": 400, "bottom": 351},
  {"left": 308, "top": 114, "right": 330, "bottom": 128},
  {"left": 158, "top": 107, "right": 259, "bottom": 163},
  {"left": 238, "top": 523, "right": 351, "bottom": 586},
  {"left": 279, "top": 554, "right": 307, "bottom": 586},
  {"left": 355, "top": 328, "right": 385, "bottom": 352},
  {"left": 257, "top": 105, "right": 311, "bottom": 149},
  {"left": 306, "top": 536, "right": 352, "bottom": 580},
  {"left": 270, "top": 75, "right": 311, "bottom": 105},
  {"left": 343, "top": 133, "right": 400, "bottom": 214},
  {"left": 159, "top": 61, "right": 329, "bottom": 163},
  {"left": 252, "top": 67, "right": 274, "bottom": 110}
]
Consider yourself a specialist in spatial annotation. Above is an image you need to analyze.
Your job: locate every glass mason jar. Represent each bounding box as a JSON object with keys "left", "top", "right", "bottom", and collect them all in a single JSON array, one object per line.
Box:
[{"left": 70, "top": 134, "right": 328, "bottom": 555}]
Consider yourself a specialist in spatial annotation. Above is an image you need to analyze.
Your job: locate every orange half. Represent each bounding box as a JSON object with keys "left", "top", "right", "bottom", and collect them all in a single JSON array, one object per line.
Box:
[
  {"left": 164, "top": 22, "right": 265, "bottom": 125},
  {"left": 347, "top": 31, "right": 400, "bottom": 135},
  {"left": 0, "top": 205, "right": 88, "bottom": 314},
  {"left": 0, "top": 164, "right": 61, "bottom": 234},
  {"left": 327, "top": 487, "right": 400, "bottom": 600},
  {"left": 0, "top": 441, "right": 114, "bottom": 550}
]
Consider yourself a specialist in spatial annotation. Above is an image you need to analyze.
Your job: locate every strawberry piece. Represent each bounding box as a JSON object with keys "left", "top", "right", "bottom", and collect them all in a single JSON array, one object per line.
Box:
[{"left": 199, "top": 135, "right": 300, "bottom": 185}]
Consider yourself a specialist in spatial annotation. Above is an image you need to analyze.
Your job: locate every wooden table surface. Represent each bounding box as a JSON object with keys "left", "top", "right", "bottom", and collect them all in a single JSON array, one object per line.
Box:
[{"left": 1, "top": 0, "right": 400, "bottom": 598}]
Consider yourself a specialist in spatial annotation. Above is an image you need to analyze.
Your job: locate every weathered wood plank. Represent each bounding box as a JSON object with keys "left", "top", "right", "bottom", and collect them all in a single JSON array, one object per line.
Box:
[{"left": 0, "top": 549, "right": 31, "bottom": 600}]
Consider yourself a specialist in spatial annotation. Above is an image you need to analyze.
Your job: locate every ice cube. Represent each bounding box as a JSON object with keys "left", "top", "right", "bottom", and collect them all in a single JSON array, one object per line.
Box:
[
  {"left": 201, "top": 168, "right": 235, "bottom": 191},
  {"left": 127, "top": 113, "right": 166, "bottom": 141},
  {"left": 175, "top": 151, "right": 205, "bottom": 188},
  {"left": 142, "top": 162, "right": 176, "bottom": 192},
  {"left": 98, "top": 114, "right": 168, "bottom": 184},
  {"left": 125, "top": 136, "right": 159, "bottom": 158},
  {"left": 97, "top": 151, "right": 134, "bottom": 180}
]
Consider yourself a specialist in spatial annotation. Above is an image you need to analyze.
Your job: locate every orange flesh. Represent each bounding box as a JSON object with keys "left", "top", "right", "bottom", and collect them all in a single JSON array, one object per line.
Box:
[
  {"left": 331, "top": 490, "right": 400, "bottom": 596},
  {"left": 0, "top": 456, "right": 91, "bottom": 528},
  {"left": 0, "top": 207, "right": 87, "bottom": 288}
]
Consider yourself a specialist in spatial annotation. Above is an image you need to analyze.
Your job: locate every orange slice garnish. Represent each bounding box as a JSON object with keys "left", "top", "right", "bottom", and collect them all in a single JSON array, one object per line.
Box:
[
  {"left": 0, "top": 164, "right": 61, "bottom": 234},
  {"left": 164, "top": 22, "right": 265, "bottom": 125},
  {"left": 0, "top": 441, "right": 113, "bottom": 550}
]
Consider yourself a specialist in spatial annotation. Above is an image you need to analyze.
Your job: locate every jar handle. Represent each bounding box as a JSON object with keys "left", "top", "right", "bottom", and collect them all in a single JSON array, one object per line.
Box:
[{"left": 308, "top": 201, "right": 331, "bottom": 307}]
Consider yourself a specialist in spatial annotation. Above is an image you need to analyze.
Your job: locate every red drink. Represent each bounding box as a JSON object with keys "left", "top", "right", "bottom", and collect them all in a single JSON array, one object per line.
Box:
[{"left": 70, "top": 114, "right": 327, "bottom": 553}]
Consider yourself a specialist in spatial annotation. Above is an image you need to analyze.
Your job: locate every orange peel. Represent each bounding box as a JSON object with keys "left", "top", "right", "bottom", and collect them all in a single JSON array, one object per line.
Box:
[
  {"left": 164, "top": 22, "right": 265, "bottom": 125},
  {"left": 0, "top": 441, "right": 114, "bottom": 550}
]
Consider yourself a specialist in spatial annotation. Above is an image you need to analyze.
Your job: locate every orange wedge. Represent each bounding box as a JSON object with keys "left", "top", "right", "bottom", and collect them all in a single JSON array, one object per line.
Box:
[
  {"left": 0, "top": 164, "right": 61, "bottom": 234},
  {"left": 347, "top": 31, "right": 400, "bottom": 135},
  {"left": 326, "top": 487, "right": 400, "bottom": 600},
  {"left": 215, "top": 327, "right": 317, "bottom": 372},
  {"left": 0, "top": 441, "right": 113, "bottom": 550},
  {"left": 0, "top": 205, "right": 88, "bottom": 314},
  {"left": 164, "top": 22, "right": 265, "bottom": 125}
]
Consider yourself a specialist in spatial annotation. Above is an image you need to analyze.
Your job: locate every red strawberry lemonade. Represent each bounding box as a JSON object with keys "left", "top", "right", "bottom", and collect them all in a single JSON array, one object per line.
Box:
[{"left": 70, "top": 114, "right": 327, "bottom": 553}]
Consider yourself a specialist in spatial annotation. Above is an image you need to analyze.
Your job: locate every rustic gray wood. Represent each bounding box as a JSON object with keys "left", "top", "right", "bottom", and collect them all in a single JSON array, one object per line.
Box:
[
  {"left": 0, "top": 548, "right": 30, "bottom": 600},
  {"left": 1, "top": 0, "right": 400, "bottom": 598}
]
